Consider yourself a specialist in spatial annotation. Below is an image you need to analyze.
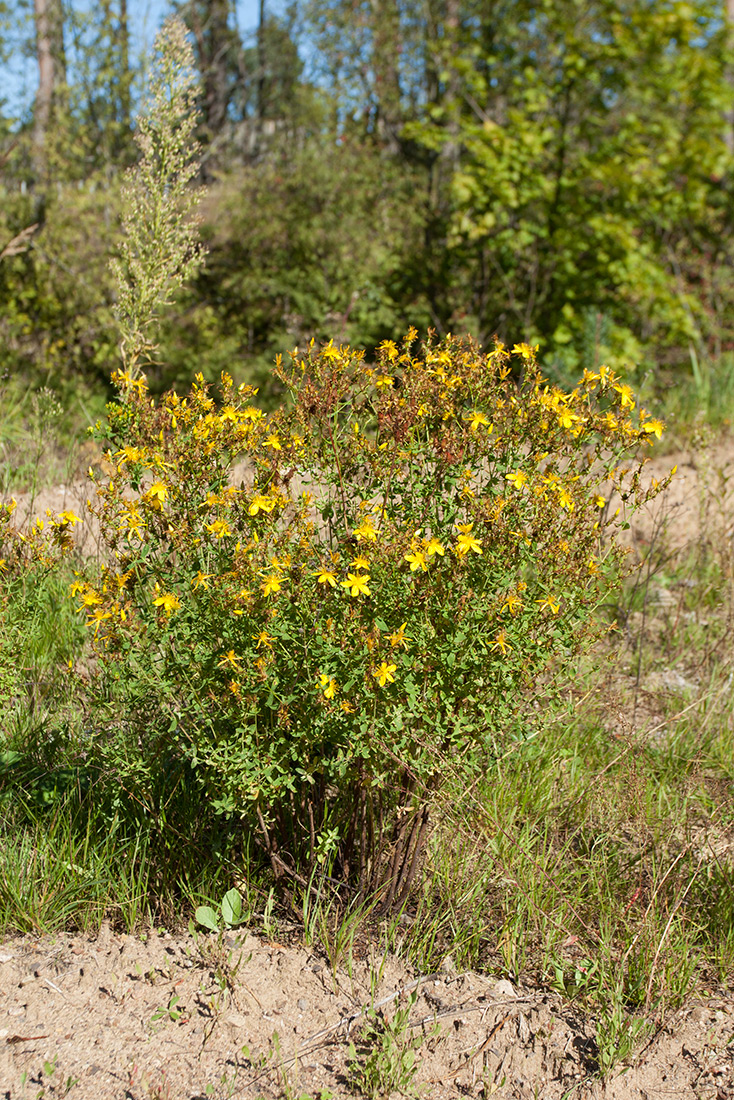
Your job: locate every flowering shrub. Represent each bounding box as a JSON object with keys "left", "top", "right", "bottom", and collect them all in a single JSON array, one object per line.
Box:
[{"left": 81, "top": 332, "right": 664, "bottom": 907}]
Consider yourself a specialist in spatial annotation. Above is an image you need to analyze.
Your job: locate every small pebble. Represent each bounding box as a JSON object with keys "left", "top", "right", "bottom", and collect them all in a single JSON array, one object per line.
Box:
[
  {"left": 493, "top": 979, "right": 516, "bottom": 999},
  {"left": 297, "top": 998, "right": 307, "bottom": 1011},
  {"left": 226, "top": 1013, "right": 249, "bottom": 1028}
]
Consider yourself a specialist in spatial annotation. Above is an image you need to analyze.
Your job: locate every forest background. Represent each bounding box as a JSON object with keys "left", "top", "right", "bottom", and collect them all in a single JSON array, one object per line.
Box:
[{"left": 5, "top": 0, "right": 734, "bottom": 427}]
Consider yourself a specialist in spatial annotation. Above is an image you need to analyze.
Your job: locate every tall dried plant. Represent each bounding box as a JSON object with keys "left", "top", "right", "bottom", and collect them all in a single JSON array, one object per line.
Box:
[{"left": 111, "top": 17, "right": 205, "bottom": 378}]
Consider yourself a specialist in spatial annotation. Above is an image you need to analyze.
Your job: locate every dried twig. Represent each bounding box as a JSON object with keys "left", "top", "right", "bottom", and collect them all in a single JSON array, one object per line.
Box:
[{"left": 0, "top": 223, "right": 39, "bottom": 260}]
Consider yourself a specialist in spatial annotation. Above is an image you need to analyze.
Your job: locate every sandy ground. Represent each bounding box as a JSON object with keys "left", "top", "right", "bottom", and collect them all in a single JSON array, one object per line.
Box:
[{"left": 0, "top": 924, "right": 732, "bottom": 1099}]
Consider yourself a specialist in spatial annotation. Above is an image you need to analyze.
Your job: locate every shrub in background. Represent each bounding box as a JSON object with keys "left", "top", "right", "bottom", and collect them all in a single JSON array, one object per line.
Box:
[{"left": 79, "top": 333, "right": 664, "bottom": 908}]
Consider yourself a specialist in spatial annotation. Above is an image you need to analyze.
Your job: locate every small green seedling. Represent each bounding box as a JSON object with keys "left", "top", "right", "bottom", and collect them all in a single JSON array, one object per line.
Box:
[
  {"left": 151, "top": 993, "right": 185, "bottom": 1024},
  {"left": 195, "top": 888, "right": 247, "bottom": 933}
]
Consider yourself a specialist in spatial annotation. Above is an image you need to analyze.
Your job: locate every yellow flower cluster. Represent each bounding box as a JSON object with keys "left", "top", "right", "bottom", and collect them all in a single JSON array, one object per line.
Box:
[{"left": 73, "top": 333, "right": 667, "bottom": 757}]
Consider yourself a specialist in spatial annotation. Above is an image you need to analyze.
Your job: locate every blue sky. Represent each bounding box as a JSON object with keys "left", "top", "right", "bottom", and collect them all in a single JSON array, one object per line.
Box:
[{"left": 1, "top": 0, "right": 264, "bottom": 122}]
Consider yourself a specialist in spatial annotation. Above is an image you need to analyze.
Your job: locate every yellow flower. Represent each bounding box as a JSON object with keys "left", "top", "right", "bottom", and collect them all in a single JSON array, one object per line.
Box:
[
  {"left": 614, "top": 383, "right": 635, "bottom": 410},
  {"left": 537, "top": 595, "right": 560, "bottom": 614},
  {"left": 557, "top": 487, "right": 574, "bottom": 511},
  {"left": 121, "top": 509, "right": 146, "bottom": 539},
  {"left": 388, "top": 622, "right": 410, "bottom": 648},
  {"left": 466, "top": 410, "right": 492, "bottom": 432},
  {"left": 502, "top": 593, "right": 522, "bottom": 616},
  {"left": 192, "top": 570, "right": 213, "bottom": 590},
  {"left": 205, "top": 519, "right": 232, "bottom": 538},
  {"left": 89, "top": 607, "right": 113, "bottom": 634},
  {"left": 512, "top": 342, "right": 537, "bottom": 358},
  {"left": 254, "top": 631, "right": 274, "bottom": 649},
  {"left": 144, "top": 482, "right": 168, "bottom": 509},
  {"left": 424, "top": 537, "right": 444, "bottom": 557},
  {"left": 261, "top": 574, "right": 282, "bottom": 597},
  {"left": 340, "top": 699, "right": 355, "bottom": 714},
  {"left": 351, "top": 554, "right": 371, "bottom": 571},
  {"left": 354, "top": 516, "right": 378, "bottom": 542},
  {"left": 595, "top": 496, "right": 606, "bottom": 509},
  {"left": 314, "top": 569, "right": 337, "bottom": 587},
  {"left": 318, "top": 673, "right": 338, "bottom": 699},
  {"left": 248, "top": 493, "right": 277, "bottom": 516},
  {"left": 506, "top": 469, "right": 527, "bottom": 491},
  {"left": 114, "top": 445, "right": 144, "bottom": 464},
  {"left": 378, "top": 339, "right": 398, "bottom": 361},
  {"left": 56, "top": 510, "right": 81, "bottom": 526},
  {"left": 341, "top": 572, "right": 371, "bottom": 597},
  {"left": 153, "top": 591, "right": 180, "bottom": 614},
  {"left": 80, "top": 589, "right": 102, "bottom": 607},
  {"left": 218, "top": 650, "right": 241, "bottom": 669},
  {"left": 490, "top": 630, "right": 512, "bottom": 655},
  {"left": 374, "top": 373, "right": 393, "bottom": 388},
  {"left": 557, "top": 408, "right": 581, "bottom": 431},
  {"left": 320, "top": 341, "right": 341, "bottom": 360},
  {"left": 373, "top": 661, "right": 397, "bottom": 687},
  {"left": 263, "top": 434, "right": 282, "bottom": 450},
  {"left": 455, "top": 524, "right": 483, "bottom": 557},
  {"left": 643, "top": 418, "right": 664, "bottom": 439},
  {"left": 404, "top": 549, "right": 428, "bottom": 572}
]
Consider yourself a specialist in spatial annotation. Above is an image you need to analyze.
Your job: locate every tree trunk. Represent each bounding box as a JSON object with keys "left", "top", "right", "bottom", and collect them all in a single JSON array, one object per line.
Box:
[
  {"left": 257, "top": 0, "right": 266, "bottom": 126},
  {"left": 32, "top": 0, "right": 54, "bottom": 181},
  {"left": 32, "top": 0, "right": 65, "bottom": 183},
  {"left": 370, "top": 0, "right": 403, "bottom": 153},
  {"left": 188, "top": 0, "right": 234, "bottom": 154},
  {"left": 119, "top": 0, "right": 131, "bottom": 134}
]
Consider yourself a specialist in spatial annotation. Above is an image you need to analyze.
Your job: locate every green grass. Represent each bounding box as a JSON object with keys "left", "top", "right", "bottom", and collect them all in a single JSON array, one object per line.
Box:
[{"left": 639, "top": 349, "right": 734, "bottom": 441}]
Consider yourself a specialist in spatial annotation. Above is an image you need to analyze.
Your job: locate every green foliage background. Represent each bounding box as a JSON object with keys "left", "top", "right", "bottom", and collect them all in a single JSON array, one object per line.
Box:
[{"left": 3, "top": 0, "right": 734, "bottom": 406}]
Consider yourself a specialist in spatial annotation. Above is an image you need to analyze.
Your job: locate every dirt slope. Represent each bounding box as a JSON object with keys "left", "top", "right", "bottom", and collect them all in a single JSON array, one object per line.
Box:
[{"left": 0, "top": 925, "right": 732, "bottom": 1099}]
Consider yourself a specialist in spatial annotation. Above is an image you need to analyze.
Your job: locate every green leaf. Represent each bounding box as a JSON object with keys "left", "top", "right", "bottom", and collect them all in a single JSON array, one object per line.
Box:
[
  {"left": 194, "top": 905, "right": 220, "bottom": 932},
  {"left": 221, "top": 888, "right": 243, "bottom": 927}
]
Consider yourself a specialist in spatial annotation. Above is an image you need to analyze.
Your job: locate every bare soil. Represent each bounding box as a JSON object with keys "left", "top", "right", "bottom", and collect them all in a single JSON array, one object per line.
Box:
[{"left": 0, "top": 925, "right": 732, "bottom": 1100}]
